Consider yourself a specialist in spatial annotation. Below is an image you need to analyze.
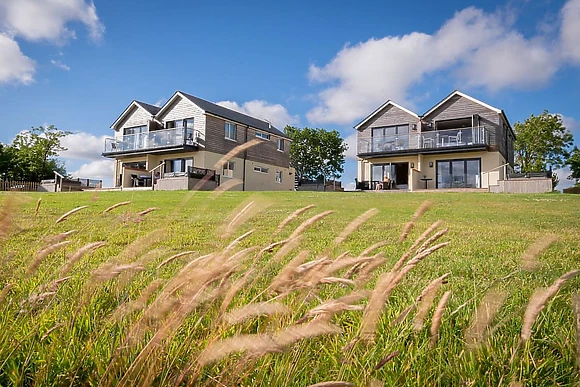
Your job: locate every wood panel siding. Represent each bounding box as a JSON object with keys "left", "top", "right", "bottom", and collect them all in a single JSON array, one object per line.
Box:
[
  {"left": 422, "top": 95, "right": 502, "bottom": 152},
  {"left": 204, "top": 115, "right": 289, "bottom": 169},
  {"left": 357, "top": 105, "right": 419, "bottom": 144},
  {"left": 156, "top": 96, "right": 206, "bottom": 139},
  {"left": 246, "top": 127, "right": 290, "bottom": 168}
]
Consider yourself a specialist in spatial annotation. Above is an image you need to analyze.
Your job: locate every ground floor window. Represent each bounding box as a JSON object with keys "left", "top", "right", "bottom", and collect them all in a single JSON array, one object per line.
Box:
[
  {"left": 165, "top": 158, "right": 193, "bottom": 173},
  {"left": 222, "top": 161, "right": 235, "bottom": 178},
  {"left": 253, "top": 165, "right": 269, "bottom": 174},
  {"left": 436, "top": 158, "right": 481, "bottom": 188},
  {"left": 275, "top": 170, "right": 282, "bottom": 183}
]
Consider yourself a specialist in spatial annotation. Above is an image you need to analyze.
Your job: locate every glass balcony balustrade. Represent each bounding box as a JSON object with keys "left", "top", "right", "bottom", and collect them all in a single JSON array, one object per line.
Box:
[
  {"left": 104, "top": 128, "right": 199, "bottom": 154},
  {"left": 357, "top": 127, "right": 489, "bottom": 155}
]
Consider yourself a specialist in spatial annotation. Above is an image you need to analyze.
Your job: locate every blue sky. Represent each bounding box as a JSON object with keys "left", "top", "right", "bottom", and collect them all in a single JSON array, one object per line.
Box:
[{"left": 0, "top": 0, "right": 579, "bottom": 189}]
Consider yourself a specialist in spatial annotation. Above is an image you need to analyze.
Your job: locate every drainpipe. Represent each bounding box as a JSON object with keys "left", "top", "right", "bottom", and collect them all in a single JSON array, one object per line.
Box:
[{"left": 242, "top": 125, "right": 249, "bottom": 191}]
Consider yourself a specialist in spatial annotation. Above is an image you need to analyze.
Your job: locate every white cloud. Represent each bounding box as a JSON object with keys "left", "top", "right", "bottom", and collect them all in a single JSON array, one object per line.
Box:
[
  {"left": 560, "top": 114, "right": 580, "bottom": 138},
  {"left": 561, "top": 0, "right": 580, "bottom": 63},
  {"left": 0, "top": 33, "right": 34, "bottom": 84},
  {"left": 69, "top": 159, "right": 113, "bottom": 180},
  {"left": 154, "top": 98, "right": 167, "bottom": 107},
  {"left": 0, "top": 0, "right": 103, "bottom": 85},
  {"left": 50, "top": 59, "right": 70, "bottom": 71},
  {"left": 216, "top": 100, "right": 299, "bottom": 130},
  {"left": 307, "top": 2, "right": 578, "bottom": 125},
  {"left": 0, "top": 0, "right": 104, "bottom": 43},
  {"left": 554, "top": 166, "right": 575, "bottom": 191},
  {"left": 343, "top": 133, "right": 358, "bottom": 160},
  {"left": 60, "top": 132, "right": 107, "bottom": 161}
]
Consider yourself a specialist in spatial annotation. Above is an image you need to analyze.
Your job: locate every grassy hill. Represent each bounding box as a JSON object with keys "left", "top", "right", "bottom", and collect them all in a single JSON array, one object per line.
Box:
[{"left": 0, "top": 190, "right": 579, "bottom": 386}]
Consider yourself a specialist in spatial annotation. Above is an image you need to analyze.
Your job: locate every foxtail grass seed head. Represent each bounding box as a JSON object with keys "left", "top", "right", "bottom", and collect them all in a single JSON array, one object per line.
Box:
[
  {"left": 136, "top": 207, "right": 157, "bottom": 216},
  {"left": 34, "top": 198, "right": 42, "bottom": 217},
  {"left": 465, "top": 289, "right": 507, "bottom": 348},
  {"left": 198, "top": 334, "right": 281, "bottom": 366},
  {"left": 429, "top": 290, "right": 451, "bottom": 348},
  {"left": 399, "top": 200, "right": 432, "bottom": 242},
  {"left": 334, "top": 208, "right": 379, "bottom": 245},
  {"left": 60, "top": 241, "right": 106, "bottom": 276},
  {"left": 27, "top": 240, "right": 71, "bottom": 275},
  {"left": 307, "top": 382, "right": 355, "bottom": 387},
  {"left": 274, "top": 321, "right": 342, "bottom": 347},
  {"left": 413, "top": 281, "right": 443, "bottom": 331},
  {"left": 521, "top": 235, "right": 558, "bottom": 271},
  {"left": 103, "top": 201, "right": 132, "bottom": 213},
  {"left": 224, "top": 302, "right": 290, "bottom": 325},
  {"left": 521, "top": 270, "right": 579, "bottom": 342},
  {"left": 55, "top": 206, "right": 88, "bottom": 224},
  {"left": 289, "top": 211, "right": 334, "bottom": 240},
  {"left": 156, "top": 251, "right": 197, "bottom": 270},
  {"left": 276, "top": 204, "right": 316, "bottom": 233},
  {"left": 572, "top": 291, "right": 580, "bottom": 370},
  {"left": 373, "top": 350, "right": 399, "bottom": 372}
]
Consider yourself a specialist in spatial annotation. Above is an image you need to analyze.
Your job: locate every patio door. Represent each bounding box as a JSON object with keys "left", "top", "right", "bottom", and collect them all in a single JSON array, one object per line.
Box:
[{"left": 436, "top": 159, "right": 481, "bottom": 188}]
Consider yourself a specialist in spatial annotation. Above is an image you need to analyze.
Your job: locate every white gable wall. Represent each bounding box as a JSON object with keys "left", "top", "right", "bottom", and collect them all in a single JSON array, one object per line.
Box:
[
  {"left": 158, "top": 96, "right": 206, "bottom": 140},
  {"left": 114, "top": 105, "right": 152, "bottom": 140}
]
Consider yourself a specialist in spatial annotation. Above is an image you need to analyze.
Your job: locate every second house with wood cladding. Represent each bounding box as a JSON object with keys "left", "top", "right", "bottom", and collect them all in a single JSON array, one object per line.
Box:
[{"left": 103, "top": 91, "right": 295, "bottom": 191}]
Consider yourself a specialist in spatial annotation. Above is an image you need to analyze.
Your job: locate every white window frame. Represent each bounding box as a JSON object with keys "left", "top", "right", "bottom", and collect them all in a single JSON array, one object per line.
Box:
[
  {"left": 277, "top": 138, "right": 285, "bottom": 152},
  {"left": 275, "top": 170, "right": 282, "bottom": 183},
  {"left": 225, "top": 122, "right": 237, "bottom": 141},
  {"left": 222, "top": 161, "right": 235, "bottom": 178},
  {"left": 256, "top": 132, "right": 270, "bottom": 140},
  {"left": 253, "top": 165, "right": 269, "bottom": 174}
]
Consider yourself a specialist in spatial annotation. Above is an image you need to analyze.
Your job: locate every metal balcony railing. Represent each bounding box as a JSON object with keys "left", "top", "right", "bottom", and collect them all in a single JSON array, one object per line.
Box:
[
  {"left": 358, "top": 127, "right": 489, "bottom": 155},
  {"left": 104, "top": 128, "right": 201, "bottom": 154}
]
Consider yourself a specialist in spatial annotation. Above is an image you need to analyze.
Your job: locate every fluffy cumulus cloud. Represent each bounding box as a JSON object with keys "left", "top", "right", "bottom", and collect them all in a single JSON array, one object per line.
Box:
[
  {"left": 0, "top": 33, "right": 35, "bottom": 84},
  {"left": 307, "top": 1, "right": 580, "bottom": 125},
  {"left": 69, "top": 159, "right": 113, "bottom": 180},
  {"left": 60, "top": 132, "right": 113, "bottom": 185},
  {"left": 0, "top": 0, "right": 103, "bottom": 84},
  {"left": 216, "top": 100, "right": 299, "bottom": 130}
]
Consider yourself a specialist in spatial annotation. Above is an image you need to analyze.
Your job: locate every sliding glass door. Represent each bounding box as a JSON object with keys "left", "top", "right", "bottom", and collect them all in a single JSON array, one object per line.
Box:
[{"left": 436, "top": 159, "right": 481, "bottom": 188}]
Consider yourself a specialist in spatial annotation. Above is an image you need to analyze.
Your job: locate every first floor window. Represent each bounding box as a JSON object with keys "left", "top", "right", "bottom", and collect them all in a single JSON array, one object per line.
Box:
[
  {"left": 275, "top": 170, "right": 282, "bottom": 183},
  {"left": 253, "top": 166, "right": 269, "bottom": 174},
  {"left": 436, "top": 159, "right": 480, "bottom": 188},
  {"left": 223, "top": 161, "right": 235, "bottom": 178},
  {"left": 277, "top": 138, "right": 285, "bottom": 151},
  {"left": 225, "top": 122, "right": 237, "bottom": 141},
  {"left": 256, "top": 132, "right": 270, "bottom": 140}
]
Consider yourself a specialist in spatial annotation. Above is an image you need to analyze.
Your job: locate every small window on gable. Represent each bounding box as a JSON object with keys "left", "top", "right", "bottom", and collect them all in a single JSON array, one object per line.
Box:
[
  {"left": 256, "top": 132, "right": 270, "bottom": 140},
  {"left": 225, "top": 122, "right": 237, "bottom": 141},
  {"left": 277, "top": 139, "right": 285, "bottom": 151},
  {"left": 253, "top": 166, "right": 269, "bottom": 174},
  {"left": 223, "top": 161, "right": 235, "bottom": 178}
]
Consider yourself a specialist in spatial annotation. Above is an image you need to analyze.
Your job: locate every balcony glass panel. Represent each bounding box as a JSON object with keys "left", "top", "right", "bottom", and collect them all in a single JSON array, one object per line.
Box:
[
  {"left": 104, "top": 128, "right": 200, "bottom": 154},
  {"left": 358, "top": 127, "right": 488, "bottom": 155}
]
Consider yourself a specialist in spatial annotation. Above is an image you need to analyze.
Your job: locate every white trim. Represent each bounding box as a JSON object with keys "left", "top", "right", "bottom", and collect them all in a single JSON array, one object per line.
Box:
[
  {"left": 354, "top": 100, "right": 419, "bottom": 130},
  {"left": 422, "top": 90, "right": 501, "bottom": 118},
  {"left": 110, "top": 101, "right": 155, "bottom": 129}
]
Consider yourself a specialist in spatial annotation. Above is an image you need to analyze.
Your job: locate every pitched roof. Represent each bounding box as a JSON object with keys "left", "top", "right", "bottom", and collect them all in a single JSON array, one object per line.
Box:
[
  {"left": 110, "top": 100, "right": 158, "bottom": 129},
  {"left": 135, "top": 101, "right": 161, "bottom": 115},
  {"left": 157, "top": 91, "right": 288, "bottom": 138},
  {"left": 354, "top": 100, "right": 419, "bottom": 130},
  {"left": 422, "top": 90, "right": 501, "bottom": 117},
  {"left": 422, "top": 90, "right": 514, "bottom": 136}
]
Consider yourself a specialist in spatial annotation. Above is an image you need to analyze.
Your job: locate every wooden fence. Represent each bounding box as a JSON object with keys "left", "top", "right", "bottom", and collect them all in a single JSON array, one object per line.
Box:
[{"left": 0, "top": 180, "right": 40, "bottom": 192}]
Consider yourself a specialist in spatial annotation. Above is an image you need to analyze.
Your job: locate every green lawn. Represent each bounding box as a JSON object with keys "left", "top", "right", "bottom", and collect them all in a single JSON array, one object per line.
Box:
[{"left": 0, "top": 190, "right": 579, "bottom": 386}]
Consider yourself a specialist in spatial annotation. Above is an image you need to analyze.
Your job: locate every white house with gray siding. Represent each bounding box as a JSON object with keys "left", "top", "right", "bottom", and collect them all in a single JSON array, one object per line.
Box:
[
  {"left": 103, "top": 91, "right": 295, "bottom": 192},
  {"left": 355, "top": 90, "right": 516, "bottom": 191}
]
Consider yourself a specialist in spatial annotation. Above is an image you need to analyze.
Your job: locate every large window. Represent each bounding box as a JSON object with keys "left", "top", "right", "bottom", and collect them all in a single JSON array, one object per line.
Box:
[
  {"left": 436, "top": 159, "right": 481, "bottom": 188},
  {"left": 222, "top": 161, "right": 235, "bottom": 178},
  {"left": 371, "top": 125, "right": 409, "bottom": 151},
  {"left": 225, "top": 122, "right": 237, "bottom": 141},
  {"left": 123, "top": 126, "right": 147, "bottom": 149},
  {"left": 165, "top": 158, "right": 193, "bottom": 173}
]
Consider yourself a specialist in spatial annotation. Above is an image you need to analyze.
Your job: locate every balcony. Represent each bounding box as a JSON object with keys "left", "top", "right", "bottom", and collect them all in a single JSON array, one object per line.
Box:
[
  {"left": 358, "top": 127, "right": 489, "bottom": 157},
  {"left": 103, "top": 128, "right": 201, "bottom": 156}
]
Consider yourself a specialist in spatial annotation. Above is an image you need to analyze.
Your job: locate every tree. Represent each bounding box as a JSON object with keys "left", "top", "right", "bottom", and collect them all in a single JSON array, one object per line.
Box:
[
  {"left": 284, "top": 126, "right": 348, "bottom": 183},
  {"left": 5, "top": 125, "right": 70, "bottom": 181},
  {"left": 514, "top": 111, "right": 574, "bottom": 173},
  {"left": 567, "top": 146, "right": 580, "bottom": 186}
]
